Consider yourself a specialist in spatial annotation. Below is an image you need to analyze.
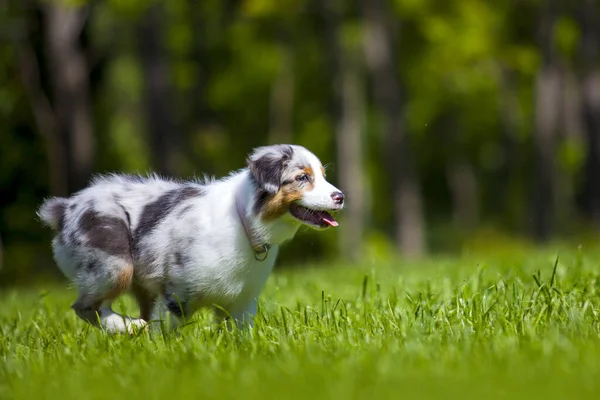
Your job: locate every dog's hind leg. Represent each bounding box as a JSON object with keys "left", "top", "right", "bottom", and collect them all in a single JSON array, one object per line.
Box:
[
  {"left": 132, "top": 282, "right": 157, "bottom": 322},
  {"left": 50, "top": 204, "right": 147, "bottom": 333},
  {"left": 70, "top": 255, "right": 146, "bottom": 334}
]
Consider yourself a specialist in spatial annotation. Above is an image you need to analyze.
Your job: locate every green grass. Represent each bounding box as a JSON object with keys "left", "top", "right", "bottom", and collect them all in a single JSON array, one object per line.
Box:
[{"left": 2, "top": 247, "right": 600, "bottom": 399}]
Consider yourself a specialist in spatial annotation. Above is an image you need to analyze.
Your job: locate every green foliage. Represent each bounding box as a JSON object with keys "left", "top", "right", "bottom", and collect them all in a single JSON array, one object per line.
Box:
[
  {"left": 104, "top": 0, "right": 150, "bottom": 18},
  {"left": 100, "top": 56, "right": 150, "bottom": 172},
  {"left": 2, "top": 249, "right": 600, "bottom": 398},
  {"left": 555, "top": 17, "right": 580, "bottom": 62},
  {"left": 0, "top": 0, "right": 598, "bottom": 281},
  {"left": 557, "top": 137, "right": 585, "bottom": 174}
]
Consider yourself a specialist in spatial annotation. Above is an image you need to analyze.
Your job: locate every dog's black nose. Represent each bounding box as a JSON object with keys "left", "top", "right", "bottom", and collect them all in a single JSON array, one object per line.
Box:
[{"left": 331, "top": 191, "right": 344, "bottom": 205}]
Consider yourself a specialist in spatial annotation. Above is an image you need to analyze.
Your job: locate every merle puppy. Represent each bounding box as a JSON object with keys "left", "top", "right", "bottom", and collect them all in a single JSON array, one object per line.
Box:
[{"left": 38, "top": 144, "right": 344, "bottom": 333}]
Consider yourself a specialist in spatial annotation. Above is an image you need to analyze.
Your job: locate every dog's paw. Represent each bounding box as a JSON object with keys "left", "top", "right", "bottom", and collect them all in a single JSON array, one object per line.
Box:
[
  {"left": 101, "top": 314, "right": 148, "bottom": 335},
  {"left": 126, "top": 318, "right": 148, "bottom": 335}
]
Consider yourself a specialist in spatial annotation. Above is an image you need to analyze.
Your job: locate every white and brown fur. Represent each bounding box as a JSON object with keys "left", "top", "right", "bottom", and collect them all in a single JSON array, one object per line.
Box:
[{"left": 38, "top": 145, "right": 344, "bottom": 333}]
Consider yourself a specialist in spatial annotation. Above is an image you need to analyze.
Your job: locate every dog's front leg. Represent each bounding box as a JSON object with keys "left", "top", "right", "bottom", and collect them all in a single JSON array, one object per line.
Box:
[
  {"left": 148, "top": 300, "right": 185, "bottom": 332},
  {"left": 233, "top": 297, "right": 257, "bottom": 329},
  {"left": 215, "top": 298, "right": 257, "bottom": 331}
]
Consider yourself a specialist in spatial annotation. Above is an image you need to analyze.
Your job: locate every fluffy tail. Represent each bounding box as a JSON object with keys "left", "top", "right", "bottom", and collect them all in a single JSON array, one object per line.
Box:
[{"left": 38, "top": 197, "right": 68, "bottom": 231}]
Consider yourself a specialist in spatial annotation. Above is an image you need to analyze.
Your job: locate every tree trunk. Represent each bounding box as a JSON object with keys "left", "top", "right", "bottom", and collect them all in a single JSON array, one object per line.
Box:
[
  {"left": 555, "top": 66, "right": 583, "bottom": 228},
  {"left": 581, "top": 74, "right": 600, "bottom": 224},
  {"left": 138, "top": 4, "right": 180, "bottom": 176},
  {"left": 498, "top": 66, "right": 520, "bottom": 221},
  {"left": 362, "top": 0, "right": 425, "bottom": 256},
  {"left": 579, "top": 0, "right": 600, "bottom": 227},
  {"left": 322, "top": 1, "right": 368, "bottom": 260},
  {"left": 44, "top": 3, "right": 94, "bottom": 193},
  {"left": 562, "top": 70, "right": 584, "bottom": 142},
  {"left": 532, "top": 0, "right": 561, "bottom": 241},
  {"left": 447, "top": 159, "right": 478, "bottom": 229},
  {"left": 442, "top": 112, "right": 479, "bottom": 230},
  {"left": 14, "top": 8, "right": 66, "bottom": 197},
  {"left": 268, "top": 43, "right": 294, "bottom": 145},
  {"left": 336, "top": 65, "right": 367, "bottom": 260}
]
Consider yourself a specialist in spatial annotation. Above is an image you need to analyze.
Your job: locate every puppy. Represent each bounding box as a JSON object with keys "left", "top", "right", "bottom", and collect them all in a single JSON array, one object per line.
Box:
[{"left": 38, "top": 144, "right": 344, "bottom": 333}]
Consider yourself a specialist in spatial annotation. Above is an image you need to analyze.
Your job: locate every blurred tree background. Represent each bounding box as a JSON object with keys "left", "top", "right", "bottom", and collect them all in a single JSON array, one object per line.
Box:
[{"left": 1, "top": 0, "right": 600, "bottom": 285}]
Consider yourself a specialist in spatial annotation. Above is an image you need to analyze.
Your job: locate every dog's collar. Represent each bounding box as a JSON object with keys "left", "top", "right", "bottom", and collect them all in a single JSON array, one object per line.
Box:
[{"left": 235, "top": 190, "right": 271, "bottom": 261}]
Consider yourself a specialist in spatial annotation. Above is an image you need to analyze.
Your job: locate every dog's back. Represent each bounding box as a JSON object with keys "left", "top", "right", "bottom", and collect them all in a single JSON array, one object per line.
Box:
[{"left": 38, "top": 174, "right": 184, "bottom": 274}]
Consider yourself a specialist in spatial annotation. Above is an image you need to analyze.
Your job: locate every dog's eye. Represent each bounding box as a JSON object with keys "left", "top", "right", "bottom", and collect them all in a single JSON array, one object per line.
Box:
[{"left": 296, "top": 174, "right": 309, "bottom": 182}]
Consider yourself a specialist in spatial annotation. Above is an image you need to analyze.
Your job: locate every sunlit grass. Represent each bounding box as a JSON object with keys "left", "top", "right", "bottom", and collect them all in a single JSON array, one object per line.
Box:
[{"left": 2, "top": 248, "right": 600, "bottom": 399}]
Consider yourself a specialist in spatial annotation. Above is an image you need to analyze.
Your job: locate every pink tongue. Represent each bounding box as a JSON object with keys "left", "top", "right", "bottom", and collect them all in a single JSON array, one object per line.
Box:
[{"left": 321, "top": 213, "right": 339, "bottom": 227}]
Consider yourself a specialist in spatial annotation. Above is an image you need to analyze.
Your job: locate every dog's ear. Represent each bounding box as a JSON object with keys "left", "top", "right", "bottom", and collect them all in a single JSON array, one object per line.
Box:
[{"left": 247, "top": 145, "right": 294, "bottom": 195}]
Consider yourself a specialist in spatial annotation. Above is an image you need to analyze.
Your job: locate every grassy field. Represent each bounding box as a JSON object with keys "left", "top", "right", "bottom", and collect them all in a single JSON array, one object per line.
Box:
[{"left": 2, "top": 247, "right": 600, "bottom": 399}]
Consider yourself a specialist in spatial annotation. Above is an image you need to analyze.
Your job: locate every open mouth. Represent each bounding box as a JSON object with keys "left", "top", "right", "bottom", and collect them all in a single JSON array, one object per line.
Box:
[{"left": 289, "top": 204, "right": 338, "bottom": 228}]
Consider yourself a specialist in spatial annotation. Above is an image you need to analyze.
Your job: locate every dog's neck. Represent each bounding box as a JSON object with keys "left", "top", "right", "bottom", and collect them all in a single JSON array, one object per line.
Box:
[{"left": 235, "top": 171, "right": 300, "bottom": 255}]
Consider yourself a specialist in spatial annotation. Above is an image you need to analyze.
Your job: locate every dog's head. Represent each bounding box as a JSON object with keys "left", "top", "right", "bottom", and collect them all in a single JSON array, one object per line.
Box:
[{"left": 247, "top": 144, "right": 344, "bottom": 229}]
